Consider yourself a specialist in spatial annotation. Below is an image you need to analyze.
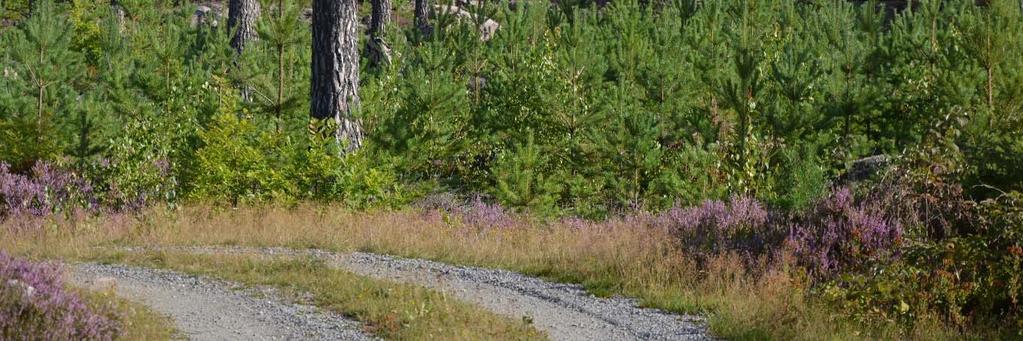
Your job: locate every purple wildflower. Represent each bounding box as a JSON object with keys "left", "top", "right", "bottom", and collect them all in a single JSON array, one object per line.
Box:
[
  {"left": 786, "top": 187, "right": 904, "bottom": 278},
  {"left": 415, "top": 193, "right": 519, "bottom": 229},
  {"left": 652, "top": 195, "right": 782, "bottom": 267},
  {"left": 1, "top": 161, "right": 100, "bottom": 221},
  {"left": 0, "top": 252, "right": 121, "bottom": 340},
  {"left": 460, "top": 196, "right": 518, "bottom": 229}
]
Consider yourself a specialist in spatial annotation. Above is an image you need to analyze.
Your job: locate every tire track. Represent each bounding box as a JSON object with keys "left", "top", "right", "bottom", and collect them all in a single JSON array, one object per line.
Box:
[{"left": 124, "top": 245, "right": 711, "bottom": 341}]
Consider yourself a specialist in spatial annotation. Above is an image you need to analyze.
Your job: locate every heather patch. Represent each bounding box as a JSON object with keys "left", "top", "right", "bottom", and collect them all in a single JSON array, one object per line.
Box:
[
  {"left": 416, "top": 193, "right": 521, "bottom": 229},
  {"left": 651, "top": 195, "right": 782, "bottom": 267},
  {"left": 0, "top": 252, "right": 121, "bottom": 340},
  {"left": 0, "top": 162, "right": 94, "bottom": 220},
  {"left": 787, "top": 187, "right": 904, "bottom": 278}
]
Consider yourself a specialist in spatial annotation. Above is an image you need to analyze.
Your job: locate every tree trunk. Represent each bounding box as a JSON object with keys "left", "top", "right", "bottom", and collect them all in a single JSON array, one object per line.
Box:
[
  {"left": 311, "top": 0, "right": 363, "bottom": 154},
  {"left": 228, "top": 0, "right": 261, "bottom": 55},
  {"left": 229, "top": 0, "right": 261, "bottom": 101},
  {"left": 369, "top": 0, "right": 390, "bottom": 37},
  {"left": 367, "top": 0, "right": 392, "bottom": 67},
  {"left": 414, "top": 0, "right": 431, "bottom": 36}
]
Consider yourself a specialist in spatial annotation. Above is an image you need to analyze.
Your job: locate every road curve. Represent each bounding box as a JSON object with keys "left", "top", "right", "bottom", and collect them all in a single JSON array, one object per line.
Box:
[
  {"left": 134, "top": 245, "right": 711, "bottom": 341},
  {"left": 69, "top": 263, "right": 374, "bottom": 341}
]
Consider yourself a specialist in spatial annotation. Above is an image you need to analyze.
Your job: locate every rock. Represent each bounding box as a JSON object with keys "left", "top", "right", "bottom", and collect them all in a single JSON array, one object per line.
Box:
[
  {"left": 6, "top": 279, "right": 36, "bottom": 298},
  {"left": 479, "top": 19, "right": 499, "bottom": 41},
  {"left": 192, "top": 5, "right": 219, "bottom": 28},
  {"left": 842, "top": 154, "right": 890, "bottom": 182},
  {"left": 431, "top": 5, "right": 471, "bottom": 19},
  {"left": 430, "top": 5, "right": 500, "bottom": 41}
]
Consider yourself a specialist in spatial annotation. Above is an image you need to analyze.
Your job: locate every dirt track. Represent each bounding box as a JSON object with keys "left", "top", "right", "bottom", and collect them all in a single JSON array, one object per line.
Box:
[
  {"left": 123, "top": 245, "right": 711, "bottom": 341},
  {"left": 70, "top": 263, "right": 374, "bottom": 341}
]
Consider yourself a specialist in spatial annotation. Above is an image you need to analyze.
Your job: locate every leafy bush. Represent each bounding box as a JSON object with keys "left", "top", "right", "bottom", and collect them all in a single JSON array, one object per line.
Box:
[
  {"left": 189, "top": 112, "right": 295, "bottom": 205},
  {"left": 821, "top": 192, "right": 1023, "bottom": 334},
  {"left": 190, "top": 113, "right": 409, "bottom": 208},
  {"left": 0, "top": 252, "right": 121, "bottom": 340}
]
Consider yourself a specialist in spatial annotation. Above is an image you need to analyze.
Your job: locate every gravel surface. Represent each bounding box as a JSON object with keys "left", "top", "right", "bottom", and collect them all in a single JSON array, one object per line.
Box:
[
  {"left": 69, "top": 263, "right": 374, "bottom": 341},
  {"left": 139, "top": 245, "right": 711, "bottom": 341}
]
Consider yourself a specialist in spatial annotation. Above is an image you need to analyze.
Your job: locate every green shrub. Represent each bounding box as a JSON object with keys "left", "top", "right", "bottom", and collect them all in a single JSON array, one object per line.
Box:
[
  {"left": 190, "top": 112, "right": 295, "bottom": 205},
  {"left": 490, "top": 135, "right": 561, "bottom": 216},
  {"left": 822, "top": 192, "right": 1023, "bottom": 336}
]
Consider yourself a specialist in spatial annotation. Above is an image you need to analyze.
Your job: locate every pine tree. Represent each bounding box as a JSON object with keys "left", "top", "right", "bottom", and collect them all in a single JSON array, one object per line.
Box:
[
  {"left": 0, "top": 0, "right": 83, "bottom": 168},
  {"left": 492, "top": 134, "right": 561, "bottom": 215},
  {"left": 228, "top": 0, "right": 260, "bottom": 54},
  {"left": 254, "top": 0, "right": 307, "bottom": 132},
  {"left": 368, "top": 0, "right": 389, "bottom": 37},
  {"left": 366, "top": 0, "right": 391, "bottom": 67}
]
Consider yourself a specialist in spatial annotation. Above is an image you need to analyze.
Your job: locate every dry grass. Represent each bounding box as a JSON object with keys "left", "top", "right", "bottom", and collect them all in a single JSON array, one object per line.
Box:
[{"left": 1, "top": 205, "right": 968, "bottom": 340}]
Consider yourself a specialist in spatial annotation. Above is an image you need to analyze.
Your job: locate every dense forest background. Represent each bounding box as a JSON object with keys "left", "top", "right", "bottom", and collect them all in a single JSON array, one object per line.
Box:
[
  {"left": 2, "top": 0, "right": 1023, "bottom": 336},
  {"left": 2, "top": 0, "right": 1021, "bottom": 214}
]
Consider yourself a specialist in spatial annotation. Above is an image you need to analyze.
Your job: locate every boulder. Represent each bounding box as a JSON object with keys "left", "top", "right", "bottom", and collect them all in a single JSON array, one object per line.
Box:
[
  {"left": 6, "top": 279, "right": 35, "bottom": 298},
  {"left": 430, "top": 5, "right": 500, "bottom": 41},
  {"left": 192, "top": 5, "right": 219, "bottom": 28},
  {"left": 842, "top": 154, "right": 890, "bottom": 183}
]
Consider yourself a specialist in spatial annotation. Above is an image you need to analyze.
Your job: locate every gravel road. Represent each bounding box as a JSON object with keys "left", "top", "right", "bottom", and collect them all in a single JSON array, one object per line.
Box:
[
  {"left": 69, "top": 263, "right": 374, "bottom": 341},
  {"left": 136, "top": 245, "right": 711, "bottom": 341}
]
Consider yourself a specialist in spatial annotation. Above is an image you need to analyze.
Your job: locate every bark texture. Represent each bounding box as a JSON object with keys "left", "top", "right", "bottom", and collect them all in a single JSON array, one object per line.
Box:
[
  {"left": 311, "top": 0, "right": 363, "bottom": 153},
  {"left": 367, "top": 0, "right": 392, "bottom": 67},
  {"left": 229, "top": 0, "right": 260, "bottom": 101},
  {"left": 228, "top": 0, "right": 261, "bottom": 55},
  {"left": 414, "top": 0, "right": 431, "bottom": 36},
  {"left": 369, "top": 0, "right": 391, "bottom": 37}
]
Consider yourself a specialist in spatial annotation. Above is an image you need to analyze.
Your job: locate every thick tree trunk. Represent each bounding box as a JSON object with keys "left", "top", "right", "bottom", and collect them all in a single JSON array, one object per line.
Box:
[
  {"left": 311, "top": 0, "right": 363, "bottom": 153},
  {"left": 228, "top": 0, "right": 261, "bottom": 54},
  {"left": 414, "top": 0, "right": 431, "bottom": 36}
]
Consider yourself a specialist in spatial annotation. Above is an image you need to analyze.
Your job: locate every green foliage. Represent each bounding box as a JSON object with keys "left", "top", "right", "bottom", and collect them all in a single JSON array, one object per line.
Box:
[
  {"left": 822, "top": 192, "right": 1023, "bottom": 335},
  {"left": 190, "top": 103, "right": 408, "bottom": 207},
  {"left": 491, "top": 135, "right": 561, "bottom": 215},
  {"left": 772, "top": 142, "right": 829, "bottom": 210},
  {"left": 1, "top": 0, "right": 1019, "bottom": 216},
  {"left": 0, "top": 0, "right": 1022, "bottom": 335},
  {"left": 190, "top": 112, "right": 294, "bottom": 205},
  {"left": 0, "top": 0, "right": 84, "bottom": 169}
]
